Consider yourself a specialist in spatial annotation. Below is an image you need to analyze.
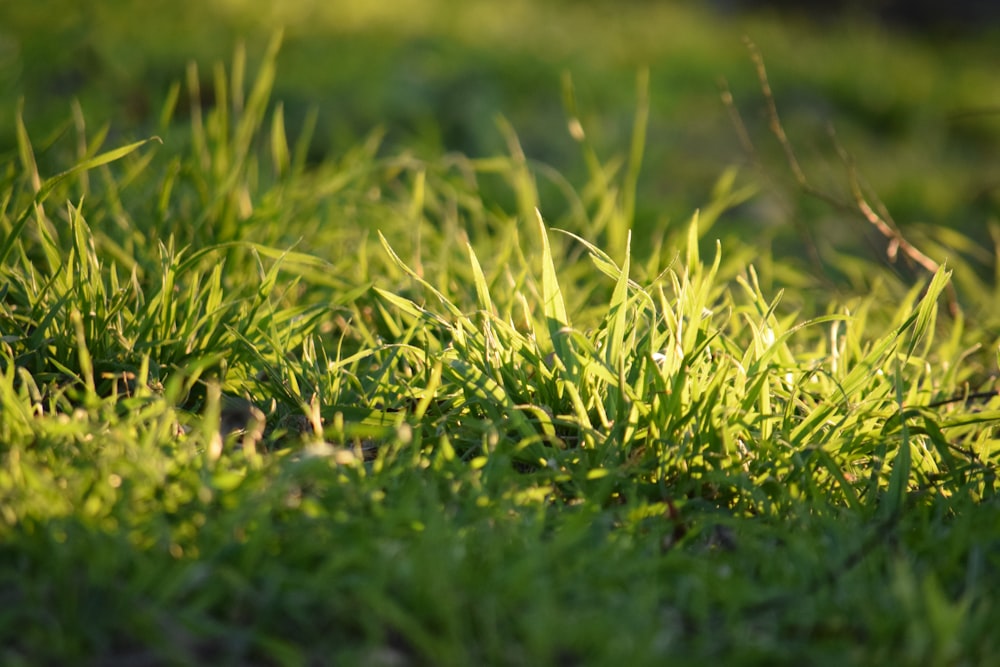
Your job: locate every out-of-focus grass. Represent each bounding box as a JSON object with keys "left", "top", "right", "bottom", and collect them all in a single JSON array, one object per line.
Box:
[{"left": 3, "top": 0, "right": 998, "bottom": 235}]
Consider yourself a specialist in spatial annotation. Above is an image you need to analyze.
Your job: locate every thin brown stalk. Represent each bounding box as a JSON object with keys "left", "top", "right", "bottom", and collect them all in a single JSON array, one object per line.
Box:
[
  {"left": 744, "top": 37, "right": 960, "bottom": 318},
  {"left": 719, "top": 75, "right": 830, "bottom": 287}
]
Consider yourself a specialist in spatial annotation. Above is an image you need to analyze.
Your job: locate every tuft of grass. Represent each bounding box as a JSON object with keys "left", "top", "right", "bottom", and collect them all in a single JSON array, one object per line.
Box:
[{"left": 1, "top": 36, "right": 999, "bottom": 667}]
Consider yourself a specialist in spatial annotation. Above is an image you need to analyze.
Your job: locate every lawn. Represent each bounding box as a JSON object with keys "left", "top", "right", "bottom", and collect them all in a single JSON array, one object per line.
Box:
[{"left": 2, "top": 2, "right": 1000, "bottom": 665}]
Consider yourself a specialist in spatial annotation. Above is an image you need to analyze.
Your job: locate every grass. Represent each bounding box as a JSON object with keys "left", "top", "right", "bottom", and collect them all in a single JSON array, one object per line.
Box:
[{"left": 3, "top": 7, "right": 1000, "bottom": 666}]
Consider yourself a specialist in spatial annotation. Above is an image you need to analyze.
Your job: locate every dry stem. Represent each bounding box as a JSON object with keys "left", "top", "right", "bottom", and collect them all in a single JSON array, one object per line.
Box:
[{"left": 739, "top": 37, "right": 960, "bottom": 317}]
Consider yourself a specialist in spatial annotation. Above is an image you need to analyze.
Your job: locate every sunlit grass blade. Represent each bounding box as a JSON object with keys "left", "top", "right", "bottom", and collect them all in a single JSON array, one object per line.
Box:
[
  {"left": 467, "top": 242, "right": 495, "bottom": 317},
  {"left": 378, "top": 231, "right": 464, "bottom": 321},
  {"left": 535, "top": 209, "right": 569, "bottom": 329},
  {"left": 534, "top": 208, "right": 577, "bottom": 386},
  {"left": 903, "top": 265, "right": 950, "bottom": 362},
  {"left": 604, "top": 229, "right": 632, "bottom": 369},
  {"left": 15, "top": 99, "right": 41, "bottom": 193}
]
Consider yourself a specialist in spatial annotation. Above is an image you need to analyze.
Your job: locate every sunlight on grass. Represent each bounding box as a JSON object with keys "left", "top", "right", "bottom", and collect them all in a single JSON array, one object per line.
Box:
[{"left": 1, "top": 20, "right": 1000, "bottom": 667}]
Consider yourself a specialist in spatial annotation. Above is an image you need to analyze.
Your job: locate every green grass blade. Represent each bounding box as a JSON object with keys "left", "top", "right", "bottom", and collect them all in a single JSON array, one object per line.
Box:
[
  {"left": 884, "top": 359, "right": 912, "bottom": 518},
  {"left": 15, "top": 99, "right": 41, "bottom": 193},
  {"left": 378, "top": 231, "right": 463, "bottom": 320},
  {"left": 904, "top": 266, "right": 950, "bottom": 362},
  {"left": 606, "top": 230, "right": 631, "bottom": 370},
  {"left": 36, "top": 137, "right": 162, "bottom": 204},
  {"left": 270, "top": 102, "right": 290, "bottom": 178},
  {"left": 467, "top": 242, "right": 494, "bottom": 317},
  {"left": 620, "top": 68, "right": 649, "bottom": 240},
  {"left": 535, "top": 209, "right": 569, "bottom": 329}
]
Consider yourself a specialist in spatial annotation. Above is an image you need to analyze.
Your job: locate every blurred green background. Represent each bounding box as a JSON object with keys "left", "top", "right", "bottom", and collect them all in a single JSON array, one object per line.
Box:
[{"left": 3, "top": 0, "right": 1000, "bottom": 288}]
